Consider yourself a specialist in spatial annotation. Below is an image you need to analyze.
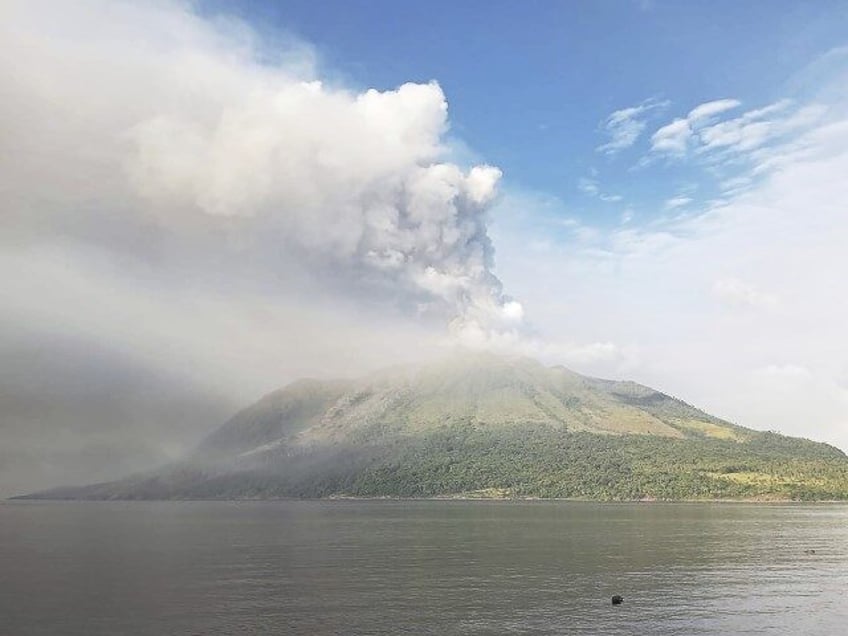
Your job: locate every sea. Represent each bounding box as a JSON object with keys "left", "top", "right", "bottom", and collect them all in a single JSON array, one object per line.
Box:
[{"left": 1, "top": 500, "right": 846, "bottom": 635}]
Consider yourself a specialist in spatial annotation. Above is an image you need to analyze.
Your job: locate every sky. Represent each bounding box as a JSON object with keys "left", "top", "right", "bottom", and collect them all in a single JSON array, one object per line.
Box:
[{"left": 2, "top": 0, "right": 848, "bottom": 495}]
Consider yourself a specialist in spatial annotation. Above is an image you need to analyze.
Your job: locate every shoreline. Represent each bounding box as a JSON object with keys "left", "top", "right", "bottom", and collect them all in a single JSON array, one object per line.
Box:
[{"left": 7, "top": 495, "right": 848, "bottom": 504}]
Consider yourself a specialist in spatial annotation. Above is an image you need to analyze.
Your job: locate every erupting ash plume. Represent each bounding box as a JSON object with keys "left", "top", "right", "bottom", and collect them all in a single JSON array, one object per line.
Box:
[
  {"left": 128, "top": 77, "right": 520, "bottom": 337},
  {"left": 2, "top": 0, "right": 523, "bottom": 343}
]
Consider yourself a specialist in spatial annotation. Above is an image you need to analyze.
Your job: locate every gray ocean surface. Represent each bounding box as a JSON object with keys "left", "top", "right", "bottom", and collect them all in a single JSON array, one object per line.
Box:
[{"left": 1, "top": 500, "right": 846, "bottom": 635}]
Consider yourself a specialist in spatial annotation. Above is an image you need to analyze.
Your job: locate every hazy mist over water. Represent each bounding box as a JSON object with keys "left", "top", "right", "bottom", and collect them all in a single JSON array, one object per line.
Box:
[{"left": 2, "top": 500, "right": 847, "bottom": 635}]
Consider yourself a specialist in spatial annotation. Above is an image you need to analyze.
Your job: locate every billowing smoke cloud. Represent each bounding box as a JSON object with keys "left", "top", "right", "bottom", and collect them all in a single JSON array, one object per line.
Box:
[
  {"left": 0, "top": 0, "right": 525, "bottom": 494},
  {"left": 3, "top": 0, "right": 521, "bottom": 341}
]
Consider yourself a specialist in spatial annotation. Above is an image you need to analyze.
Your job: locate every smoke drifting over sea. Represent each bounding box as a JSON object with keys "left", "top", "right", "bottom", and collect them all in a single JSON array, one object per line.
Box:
[{"left": 0, "top": 0, "right": 527, "bottom": 494}]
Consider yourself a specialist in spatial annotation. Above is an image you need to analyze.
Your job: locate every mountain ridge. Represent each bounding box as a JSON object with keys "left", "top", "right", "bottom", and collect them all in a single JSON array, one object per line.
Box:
[{"left": 16, "top": 353, "right": 848, "bottom": 501}]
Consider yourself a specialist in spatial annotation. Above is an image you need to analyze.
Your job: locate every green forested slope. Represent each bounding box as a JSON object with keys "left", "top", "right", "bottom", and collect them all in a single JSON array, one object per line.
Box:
[{"left": 345, "top": 423, "right": 848, "bottom": 501}]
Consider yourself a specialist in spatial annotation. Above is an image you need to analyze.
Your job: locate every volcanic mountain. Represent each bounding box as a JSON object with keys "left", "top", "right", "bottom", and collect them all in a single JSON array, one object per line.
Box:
[{"left": 19, "top": 353, "right": 848, "bottom": 500}]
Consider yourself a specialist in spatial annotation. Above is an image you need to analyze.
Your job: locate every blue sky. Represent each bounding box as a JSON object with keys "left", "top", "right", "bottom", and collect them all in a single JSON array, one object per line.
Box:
[{"left": 206, "top": 0, "right": 848, "bottom": 225}]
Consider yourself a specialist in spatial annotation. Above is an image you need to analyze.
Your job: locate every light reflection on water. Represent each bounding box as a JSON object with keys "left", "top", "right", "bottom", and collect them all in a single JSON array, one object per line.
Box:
[{"left": 1, "top": 500, "right": 846, "bottom": 635}]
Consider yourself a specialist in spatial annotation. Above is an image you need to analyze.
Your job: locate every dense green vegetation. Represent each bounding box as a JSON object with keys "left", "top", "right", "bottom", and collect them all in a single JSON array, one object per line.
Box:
[{"left": 341, "top": 423, "right": 848, "bottom": 501}]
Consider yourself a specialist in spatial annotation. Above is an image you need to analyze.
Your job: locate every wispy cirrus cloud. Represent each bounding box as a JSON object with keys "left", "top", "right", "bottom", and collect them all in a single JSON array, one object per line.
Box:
[
  {"left": 647, "top": 95, "right": 832, "bottom": 213},
  {"left": 664, "top": 195, "right": 692, "bottom": 209},
  {"left": 650, "top": 98, "right": 741, "bottom": 156},
  {"left": 578, "top": 177, "right": 600, "bottom": 195},
  {"left": 650, "top": 118, "right": 692, "bottom": 155},
  {"left": 650, "top": 96, "right": 828, "bottom": 167},
  {"left": 597, "top": 97, "right": 669, "bottom": 155},
  {"left": 700, "top": 103, "right": 827, "bottom": 162},
  {"left": 578, "top": 177, "right": 623, "bottom": 203},
  {"left": 687, "top": 98, "right": 742, "bottom": 121},
  {"left": 697, "top": 100, "right": 793, "bottom": 152}
]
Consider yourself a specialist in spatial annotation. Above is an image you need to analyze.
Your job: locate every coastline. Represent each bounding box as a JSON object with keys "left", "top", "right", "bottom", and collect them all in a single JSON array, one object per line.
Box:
[{"left": 8, "top": 494, "right": 848, "bottom": 504}]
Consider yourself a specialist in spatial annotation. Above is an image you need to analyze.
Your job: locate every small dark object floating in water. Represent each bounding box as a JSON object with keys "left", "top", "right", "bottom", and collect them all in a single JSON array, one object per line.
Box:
[
  {"left": 611, "top": 595, "right": 624, "bottom": 605},
  {"left": 804, "top": 549, "right": 816, "bottom": 555}
]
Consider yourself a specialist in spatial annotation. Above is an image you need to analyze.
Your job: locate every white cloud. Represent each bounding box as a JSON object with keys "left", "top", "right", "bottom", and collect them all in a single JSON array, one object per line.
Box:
[
  {"left": 501, "top": 300, "right": 525, "bottom": 323},
  {"left": 597, "top": 98, "right": 669, "bottom": 154},
  {"left": 697, "top": 100, "right": 825, "bottom": 156},
  {"left": 578, "top": 177, "right": 623, "bottom": 203},
  {"left": 650, "top": 118, "right": 692, "bottom": 155},
  {"left": 756, "top": 364, "right": 812, "bottom": 379},
  {"left": 719, "top": 176, "right": 753, "bottom": 195},
  {"left": 664, "top": 196, "right": 692, "bottom": 209},
  {"left": 578, "top": 177, "right": 600, "bottom": 195},
  {"left": 492, "top": 71, "right": 848, "bottom": 450},
  {"left": 449, "top": 319, "right": 631, "bottom": 374},
  {"left": 650, "top": 98, "right": 741, "bottom": 156},
  {"left": 687, "top": 98, "right": 741, "bottom": 121},
  {"left": 712, "top": 278, "right": 778, "bottom": 310},
  {"left": 650, "top": 96, "right": 828, "bottom": 174}
]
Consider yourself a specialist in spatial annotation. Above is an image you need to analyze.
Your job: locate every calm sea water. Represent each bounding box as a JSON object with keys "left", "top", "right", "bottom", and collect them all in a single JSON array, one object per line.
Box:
[{"left": 1, "top": 500, "right": 846, "bottom": 635}]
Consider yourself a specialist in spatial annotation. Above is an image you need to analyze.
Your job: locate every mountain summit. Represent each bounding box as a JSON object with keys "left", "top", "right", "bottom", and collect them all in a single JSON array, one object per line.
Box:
[{"left": 20, "top": 353, "right": 848, "bottom": 501}]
